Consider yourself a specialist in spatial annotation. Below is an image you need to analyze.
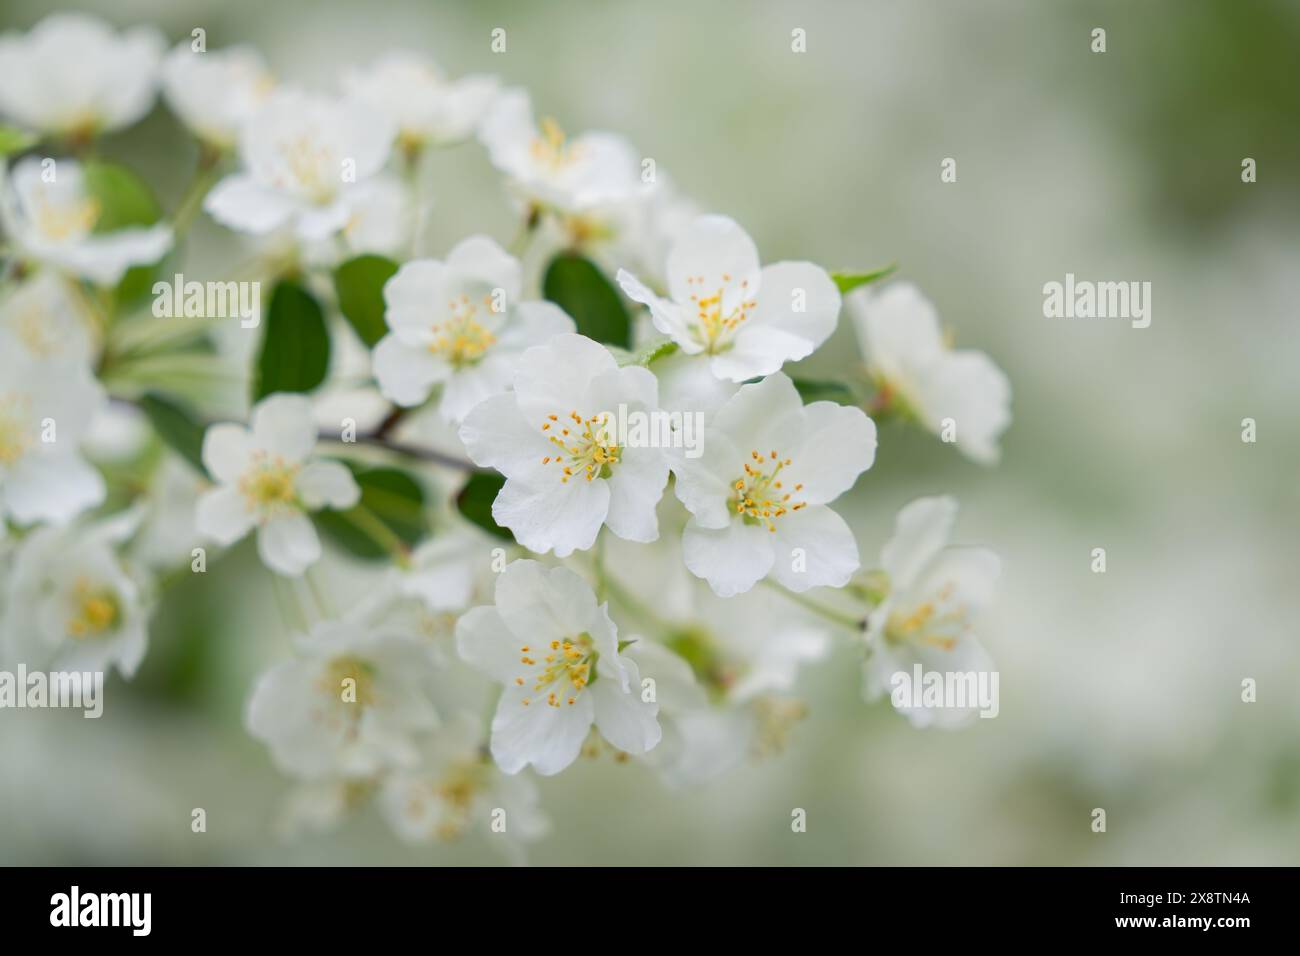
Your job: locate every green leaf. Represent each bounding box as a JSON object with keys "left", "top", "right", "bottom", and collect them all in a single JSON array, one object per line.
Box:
[
  {"left": 831, "top": 264, "right": 898, "bottom": 295},
  {"left": 792, "top": 377, "right": 859, "bottom": 406},
  {"left": 82, "top": 160, "right": 167, "bottom": 300},
  {"left": 82, "top": 160, "right": 163, "bottom": 232},
  {"left": 315, "top": 463, "right": 430, "bottom": 560},
  {"left": 542, "top": 253, "right": 631, "bottom": 348},
  {"left": 0, "top": 125, "right": 36, "bottom": 158},
  {"left": 254, "top": 280, "right": 330, "bottom": 401},
  {"left": 455, "top": 471, "right": 513, "bottom": 541},
  {"left": 622, "top": 334, "right": 678, "bottom": 367},
  {"left": 138, "top": 392, "right": 208, "bottom": 474},
  {"left": 334, "top": 254, "right": 399, "bottom": 348}
]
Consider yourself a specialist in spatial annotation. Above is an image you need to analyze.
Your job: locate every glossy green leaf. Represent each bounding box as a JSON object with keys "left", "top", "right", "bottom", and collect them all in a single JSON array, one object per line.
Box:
[
  {"left": 542, "top": 253, "right": 631, "bottom": 348},
  {"left": 254, "top": 280, "right": 330, "bottom": 401},
  {"left": 315, "top": 463, "right": 430, "bottom": 560},
  {"left": 831, "top": 264, "right": 897, "bottom": 295},
  {"left": 138, "top": 392, "right": 208, "bottom": 474},
  {"left": 455, "top": 471, "right": 513, "bottom": 541},
  {"left": 792, "top": 377, "right": 859, "bottom": 406},
  {"left": 334, "top": 254, "right": 399, "bottom": 348}
]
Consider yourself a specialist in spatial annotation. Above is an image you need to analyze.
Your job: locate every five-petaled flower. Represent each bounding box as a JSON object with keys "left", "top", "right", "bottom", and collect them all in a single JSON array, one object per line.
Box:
[
  {"left": 861, "top": 495, "right": 999, "bottom": 728},
  {"left": 617, "top": 214, "right": 841, "bottom": 383},
  {"left": 342, "top": 50, "right": 500, "bottom": 154},
  {"left": 671, "top": 372, "right": 876, "bottom": 597},
  {"left": 372, "top": 236, "right": 575, "bottom": 421},
  {"left": 204, "top": 88, "right": 395, "bottom": 242},
  {"left": 479, "top": 88, "right": 640, "bottom": 215},
  {"left": 455, "top": 560, "right": 661, "bottom": 775},
  {"left": 459, "top": 333, "right": 670, "bottom": 557},
  {"left": 1, "top": 156, "right": 173, "bottom": 286},
  {"left": 0, "top": 328, "right": 106, "bottom": 528},
  {"left": 195, "top": 393, "right": 361, "bottom": 576},
  {"left": 848, "top": 281, "right": 1011, "bottom": 465},
  {"left": 162, "top": 42, "right": 275, "bottom": 151},
  {"left": 0, "top": 13, "right": 164, "bottom": 139},
  {"left": 247, "top": 618, "right": 439, "bottom": 778}
]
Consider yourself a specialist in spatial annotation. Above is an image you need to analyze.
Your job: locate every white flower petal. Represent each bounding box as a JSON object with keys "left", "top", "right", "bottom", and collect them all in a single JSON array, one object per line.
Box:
[
  {"left": 591, "top": 654, "right": 661, "bottom": 754},
  {"left": 709, "top": 326, "right": 812, "bottom": 381},
  {"left": 438, "top": 356, "right": 514, "bottom": 423},
  {"left": 666, "top": 215, "right": 760, "bottom": 305},
  {"left": 201, "top": 422, "right": 253, "bottom": 482},
  {"left": 454, "top": 606, "right": 522, "bottom": 684},
  {"left": 789, "top": 401, "right": 876, "bottom": 505},
  {"left": 4, "top": 452, "right": 104, "bottom": 524},
  {"left": 492, "top": 476, "right": 609, "bottom": 557},
  {"left": 296, "top": 460, "right": 360, "bottom": 510},
  {"left": 911, "top": 350, "right": 1011, "bottom": 465},
  {"left": 373, "top": 334, "right": 449, "bottom": 407},
  {"left": 602, "top": 445, "right": 668, "bottom": 544},
  {"left": 251, "top": 393, "right": 316, "bottom": 462},
  {"left": 850, "top": 281, "right": 945, "bottom": 372},
  {"left": 616, "top": 268, "right": 699, "bottom": 352},
  {"left": 257, "top": 511, "right": 321, "bottom": 576},
  {"left": 769, "top": 504, "right": 859, "bottom": 592},
  {"left": 750, "top": 260, "right": 840, "bottom": 352},
  {"left": 204, "top": 174, "right": 297, "bottom": 234},
  {"left": 511, "top": 333, "right": 617, "bottom": 424},
  {"left": 194, "top": 484, "right": 255, "bottom": 545},
  {"left": 881, "top": 495, "right": 958, "bottom": 590},
  {"left": 682, "top": 518, "right": 774, "bottom": 597},
  {"left": 445, "top": 235, "right": 521, "bottom": 301},
  {"left": 490, "top": 683, "right": 594, "bottom": 775},
  {"left": 458, "top": 392, "right": 553, "bottom": 482},
  {"left": 493, "top": 560, "right": 601, "bottom": 641}
]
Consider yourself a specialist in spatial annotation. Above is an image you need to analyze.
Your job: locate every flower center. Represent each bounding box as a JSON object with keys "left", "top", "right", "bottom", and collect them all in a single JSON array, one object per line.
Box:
[
  {"left": 67, "top": 579, "right": 120, "bottom": 638},
  {"left": 684, "top": 274, "right": 756, "bottom": 353},
  {"left": 278, "top": 133, "right": 337, "bottom": 204},
  {"left": 539, "top": 410, "right": 621, "bottom": 484},
  {"left": 238, "top": 453, "right": 301, "bottom": 516},
  {"left": 729, "top": 449, "right": 806, "bottom": 532},
  {"left": 515, "top": 632, "right": 595, "bottom": 708},
  {"left": 529, "top": 116, "right": 585, "bottom": 171},
  {"left": 430, "top": 295, "right": 497, "bottom": 368},
  {"left": 34, "top": 189, "right": 101, "bottom": 242},
  {"left": 322, "top": 655, "right": 377, "bottom": 708},
  {"left": 883, "top": 583, "right": 970, "bottom": 651},
  {"left": 0, "top": 393, "right": 32, "bottom": 467}
]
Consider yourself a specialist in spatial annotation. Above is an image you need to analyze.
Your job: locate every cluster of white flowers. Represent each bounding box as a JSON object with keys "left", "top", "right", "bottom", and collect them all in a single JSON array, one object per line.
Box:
[{"left": 0, "top": 13, "right": 1011, "bottom": 859}]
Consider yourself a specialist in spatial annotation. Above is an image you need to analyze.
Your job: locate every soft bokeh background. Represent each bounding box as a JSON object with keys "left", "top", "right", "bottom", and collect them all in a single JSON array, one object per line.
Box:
[{"left": 2, "top": 0, "right": 1298, "bottom": 865}]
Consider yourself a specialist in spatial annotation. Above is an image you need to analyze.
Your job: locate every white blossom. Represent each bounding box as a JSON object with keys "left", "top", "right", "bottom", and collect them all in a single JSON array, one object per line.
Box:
[
  {"left": 204, "top": 89, "right": 395, "bottom": 242},
  {"left": 1, "top": 156, "right": 173, "bottom": 285},
  {"left": 459, "top": 333, "right": 669, "bottom": 556},
  {"left": 0, "top": 14, "right": 164, "bottom": 138},
  {"left": 1, "top": 511, "right": 151, "bottom": 678},
  {"left": 342, "top": 50, "right": 499, "bottom": 151},
  {"left": 672, "top": 372, "right": 875, "bottom": 597},
  {"left": 848, "top": 281, "right": 1011, "bottom": 465},
  {"left": 161, "top": 43, "right": 274, "bottom": 150},
  {"left": 372, "top": 236, "right": 573, "bottom": 421},
  {"left": 195, "top": 393, "right": 360, "bottom": 577},
  {"left": 617, "top": 214, "right": 841, "bottom": 382},
  {"left": 862, "top": 496, "right": 1000, "bottom": 728},
  {"left": 479, "top": 88, "right": 640, "bottom": 214},
  {"left": 455, "top": 560, "right": 661, "bottom": 775},
  {"left": 246, "top": 618, "right": 439, "bottom": 779},
  {"left": 0, "top": 329, "right": 106, "bottom": 527}
]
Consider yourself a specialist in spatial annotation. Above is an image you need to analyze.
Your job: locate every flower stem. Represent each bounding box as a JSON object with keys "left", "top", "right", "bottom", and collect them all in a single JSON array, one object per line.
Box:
[{"left": 760, "top": 579, "right": 865, "bottom": 632}]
